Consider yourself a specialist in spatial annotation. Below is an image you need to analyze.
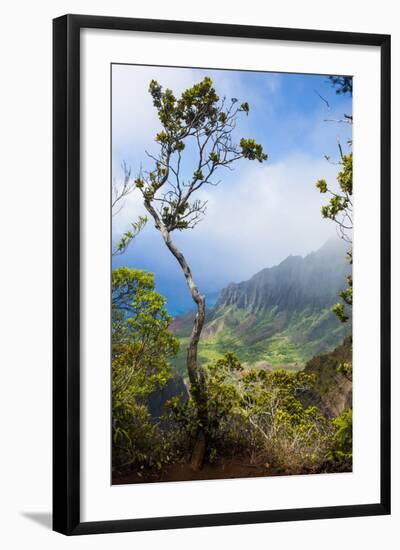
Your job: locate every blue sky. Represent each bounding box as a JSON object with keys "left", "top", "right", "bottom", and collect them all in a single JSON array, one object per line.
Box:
[{"left": 112, "top": 64, "right": 352, "bottom": 315}]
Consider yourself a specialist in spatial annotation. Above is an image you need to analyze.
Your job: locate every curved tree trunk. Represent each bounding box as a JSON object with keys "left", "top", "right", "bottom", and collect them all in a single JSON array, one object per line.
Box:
[
  {"left": 144, "top": 202, "right": 208, "bottom": 469},
  {"left": 162, "top": 230, "right": 208, "bottom": 470}
]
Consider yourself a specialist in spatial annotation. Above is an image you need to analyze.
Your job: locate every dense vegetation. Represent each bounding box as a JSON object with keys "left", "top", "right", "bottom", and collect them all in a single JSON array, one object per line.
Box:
[
  {"left": 112, "top": 266, "right": 352, "bottom": 481},
  {"left": 112, "top": 267, "right": 179, "bottom": 470}
]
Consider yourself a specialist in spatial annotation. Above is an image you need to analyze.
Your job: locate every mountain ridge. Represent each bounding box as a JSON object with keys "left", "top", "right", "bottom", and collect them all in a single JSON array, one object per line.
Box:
[
  {"left": 170, "top": 238, "right": 352, "bottom": 373},
  {"left": 215, "top": 238, "right": 349, "bottom": 314}
]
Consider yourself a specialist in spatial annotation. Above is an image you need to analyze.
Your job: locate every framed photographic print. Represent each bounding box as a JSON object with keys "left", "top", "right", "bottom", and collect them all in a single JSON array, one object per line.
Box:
[{"left": 53, "top": 14, "right": 391, "bottom": 535}]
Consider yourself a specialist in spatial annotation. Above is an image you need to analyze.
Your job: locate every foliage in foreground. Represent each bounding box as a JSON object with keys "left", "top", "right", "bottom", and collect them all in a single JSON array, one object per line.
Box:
[
  {"left": 315, "top": 76, "right": 353, "bottom": 323},
  {"left": 112, "top": 267, "right": 179, "bottom": 470},
  {"left": 328, "top": 408, "right": 352, "bottom": 465},
  {"left": 111, "top": 267, "right": 352, "bottom": 477},
  {"left": 316, "top": 154, "right": 353, "bottom": 323},
  {"left": 167, "top": 353, "right": 352, "bottom": 475}
]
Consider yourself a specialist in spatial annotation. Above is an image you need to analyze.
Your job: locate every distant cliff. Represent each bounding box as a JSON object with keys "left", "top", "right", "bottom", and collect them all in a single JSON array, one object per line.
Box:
[
  {"left": 171, "top": 239, "right": 352, "bottom": 372},
  {"left": 216, "top": 238, "right": 350, "bottom": 313}
]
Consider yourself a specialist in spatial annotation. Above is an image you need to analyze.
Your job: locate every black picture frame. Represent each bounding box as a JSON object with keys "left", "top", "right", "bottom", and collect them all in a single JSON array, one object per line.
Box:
[{"left": 53, "top": 14, "right": 391, "bottom": 535}]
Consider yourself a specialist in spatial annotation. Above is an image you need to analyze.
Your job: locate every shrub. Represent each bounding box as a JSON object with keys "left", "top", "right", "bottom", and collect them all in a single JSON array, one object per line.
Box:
[
  {"left": 112, "top": 267, "right": 179, "bottom": 472},
  {"left": 327, "top": 408, "right": 352, "bottom": 467},
  {"left": 203, "top": 354, "right": 335, "bottom": 473}
]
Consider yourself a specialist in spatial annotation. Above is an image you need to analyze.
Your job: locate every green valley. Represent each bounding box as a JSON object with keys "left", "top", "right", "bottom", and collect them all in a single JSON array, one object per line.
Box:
[{"left": 170, "top": 239, "right": 351, "bottom": 376}]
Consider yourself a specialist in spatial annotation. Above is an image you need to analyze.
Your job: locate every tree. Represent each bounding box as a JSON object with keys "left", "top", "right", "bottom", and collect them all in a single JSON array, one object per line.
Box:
[
  {"left": 112, "top": 267, "right": 179, "bottom": 469},
  {"left": 316, "top": 77, "right": 353, "bottom": 323},
  {"left": 134, "top": 77, "right": 268, "bottom": 468},
  {"left": 112, "top": 161, "right": 147, "bottom": 256},
  {"left": 328, "top": 75, "right": 353, "bottom": 96}
]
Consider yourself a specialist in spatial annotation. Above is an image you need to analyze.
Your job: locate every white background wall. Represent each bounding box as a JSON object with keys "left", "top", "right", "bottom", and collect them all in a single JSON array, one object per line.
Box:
[{"left": 0, "top": 0, "right": 398, "bottom": 548}]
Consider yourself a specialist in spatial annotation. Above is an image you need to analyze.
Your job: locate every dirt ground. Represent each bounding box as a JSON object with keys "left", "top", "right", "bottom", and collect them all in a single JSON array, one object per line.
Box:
[{"left": 112, "top": 457, "right": 276, "bottom": 485}]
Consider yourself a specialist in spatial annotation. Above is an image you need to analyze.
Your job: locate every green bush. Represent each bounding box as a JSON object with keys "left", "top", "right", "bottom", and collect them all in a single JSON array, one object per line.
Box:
[
  {"left": 112, "top": 267, "right": 179, "bottom": 472},
  {"left": 206, "top": 355, "right": 334, "bottom": 472},
  {"left": 327, "top": 408, "right": 352, "bottom": 466},
  {"left": 167, "top": 353, "right": 342, "bottom": 473},
  {"left": 168, "top": 352, "right": 351, "bottom": 474}
]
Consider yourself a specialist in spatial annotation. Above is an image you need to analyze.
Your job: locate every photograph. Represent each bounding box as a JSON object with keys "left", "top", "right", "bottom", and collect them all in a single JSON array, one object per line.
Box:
[
  {"left": 111, "top": 64, "right": 353, "bottom": 484},
  {"left": 0, "top": 1, "right": 394, "bottom": 544}
]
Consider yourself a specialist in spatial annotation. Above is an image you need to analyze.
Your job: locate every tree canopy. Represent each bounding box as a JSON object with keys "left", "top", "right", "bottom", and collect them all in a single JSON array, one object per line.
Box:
[
  {"left": 135, "top": 76, "right": 267, "bottom": 234},
  {"left": 112, "top": 267, "right": 179, "bottom": 468}
]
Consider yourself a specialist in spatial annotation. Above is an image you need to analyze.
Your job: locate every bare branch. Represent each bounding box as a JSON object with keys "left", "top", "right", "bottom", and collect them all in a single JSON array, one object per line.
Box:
[
  {"left": 112, "top": 162, "right": 135, "bottom": 216},
  {"left": 314, "top": 89, "right": 330, "bottom": 110},
  {"left": 323, "top": 118, "right": 352, "bottom": 124}
]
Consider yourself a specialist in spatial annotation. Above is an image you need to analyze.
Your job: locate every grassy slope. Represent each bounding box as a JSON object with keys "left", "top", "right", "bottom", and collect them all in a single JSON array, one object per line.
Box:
[{"left": 171, "top": 304, "right": 351, "bottom": 376}]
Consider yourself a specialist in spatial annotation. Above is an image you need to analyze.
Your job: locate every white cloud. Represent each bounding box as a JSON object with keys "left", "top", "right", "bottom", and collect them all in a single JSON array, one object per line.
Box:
[
  {"left": 111, "top": 64, "right": 278, "bottom": 177},
  {"left": 112, "top": 64, "right": 200, "bottom": 169},
  {"left": 171, "top": 154, "right": 341, "bottom": 285},
  {"left": 111, "top": 65, "right": 346, "bottom": 290},
  {"left": 113, "top": 153, "right": 343, "bottom": 290}
]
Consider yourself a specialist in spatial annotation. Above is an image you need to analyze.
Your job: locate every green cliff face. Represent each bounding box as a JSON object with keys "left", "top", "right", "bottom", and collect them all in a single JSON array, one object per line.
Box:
[
  {"left": 302, "top": 336, "right": 352, "bottom": 417},
  {"left": 170, "top": 239, "right": 352, "bottom": 375}
]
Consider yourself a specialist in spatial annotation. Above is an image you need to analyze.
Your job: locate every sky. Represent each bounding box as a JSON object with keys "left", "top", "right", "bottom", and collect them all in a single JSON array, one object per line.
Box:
[{"left": 111, "top": 64, "right": 352, "bottom": 315}]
